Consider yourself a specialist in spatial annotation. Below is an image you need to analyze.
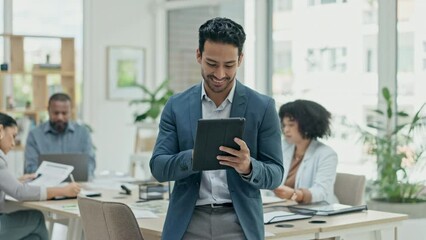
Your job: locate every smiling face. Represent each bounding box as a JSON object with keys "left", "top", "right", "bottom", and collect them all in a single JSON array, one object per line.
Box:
[
  {"left": 197, "top": 40, "right": 243, "bottom": 104},
  {"left": 0, "top": 125, "right": 18, "bottom": 154},
  {"left": 282, "top": 117, "right": 304, "bottom": 145}
]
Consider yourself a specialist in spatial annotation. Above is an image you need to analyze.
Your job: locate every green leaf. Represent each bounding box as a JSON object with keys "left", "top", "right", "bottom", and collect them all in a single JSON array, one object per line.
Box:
[
  {"left": 396, "top": 111, "right": 409, "bottom": 117},
  {"left": 131, "top": 79, "right": 174, "bottom": 122},
  {"left": 372, "top": 109, "right": 384, "bottom": 115},
  {"left": 382, "top": 87, "right": 391, "bottom": 101}
]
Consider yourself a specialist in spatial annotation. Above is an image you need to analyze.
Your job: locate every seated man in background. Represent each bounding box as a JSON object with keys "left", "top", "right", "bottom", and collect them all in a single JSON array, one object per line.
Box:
[{"left": 24, "top": 93, "right": 96, "bottom": 178}]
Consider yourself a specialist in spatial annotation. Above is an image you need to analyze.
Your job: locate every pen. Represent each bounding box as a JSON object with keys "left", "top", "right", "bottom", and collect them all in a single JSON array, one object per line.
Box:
[{"left": 70, "top": 174, "right": 75, "bottom": 183}]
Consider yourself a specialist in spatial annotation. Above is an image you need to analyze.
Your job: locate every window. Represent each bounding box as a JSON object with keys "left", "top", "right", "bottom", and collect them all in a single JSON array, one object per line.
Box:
[
  {"left": 364, "top": 35, "right": 377, "bottom": 73},
  {"left": 422, "top": 41, "right": 426, "bottom": 71},
  {"left": 321, "top": 0, "right": 337, "bottom": 4},
  {"left": 0, "top": 1, "right": 3, "bottom": 33},
  {"left": 397, "top": 0, "right": 424, "bottom": 127},
  {"left": 273, "top": 41, "right": 292, "bottom": 95},
  {"left": 272, "top": 0, "right": 378, "bottom": 175},
  {"left": 397, "top": 33, "right": 414, "bottom": 73},
  {"left": 274, "top": 0, "right": 292, "bottom": 11},
  {"left": 308, "top": 0, "right": 346, "bottom": 6},
  {"left": 363, "top": 0, "right": 378, "bottom": 24},
  {"left": 306, "top": 47, "right": 347, "bottom": 73},
  {"left": 167, "top": 1, "right": 245, "bottom": 93}
]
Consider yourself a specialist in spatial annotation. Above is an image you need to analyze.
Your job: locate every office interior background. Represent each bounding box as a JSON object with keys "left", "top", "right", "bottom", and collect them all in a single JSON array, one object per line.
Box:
[{"left": 1, "top": 0, "right": 425, "bottom": 186}]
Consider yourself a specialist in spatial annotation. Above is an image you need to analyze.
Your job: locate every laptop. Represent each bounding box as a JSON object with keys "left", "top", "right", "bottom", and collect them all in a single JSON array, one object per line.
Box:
[{"left": 38, "top": 153, "right": 89, "bottom": 182}]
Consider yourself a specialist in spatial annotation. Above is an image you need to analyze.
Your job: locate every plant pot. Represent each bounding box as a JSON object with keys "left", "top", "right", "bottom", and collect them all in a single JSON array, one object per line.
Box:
[{"left": 367, "top": 199, "right": 426, "bottom": 219}]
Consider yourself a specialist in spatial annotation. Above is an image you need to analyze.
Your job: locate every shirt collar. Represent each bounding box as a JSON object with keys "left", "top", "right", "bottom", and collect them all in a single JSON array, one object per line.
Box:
[
  {"left": 201, "top": 80, "right": 237, "bottom": 104},
  {"left": 43, "top": 121, "right": 76, "bottom": 134}
]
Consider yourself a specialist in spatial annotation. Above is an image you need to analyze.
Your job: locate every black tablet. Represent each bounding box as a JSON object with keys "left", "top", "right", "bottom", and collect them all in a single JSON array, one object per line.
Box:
[{"left": 192, "top": 118, "right": 246, "bottom": 171}]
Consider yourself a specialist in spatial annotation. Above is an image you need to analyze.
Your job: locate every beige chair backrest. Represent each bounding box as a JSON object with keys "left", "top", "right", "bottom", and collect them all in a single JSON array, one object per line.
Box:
[
  {"left": 334, "top": 172, "right": 366, "bottom": 206},
  {"left": 78, "top": 197, "right": 144, "bottom": 240}
]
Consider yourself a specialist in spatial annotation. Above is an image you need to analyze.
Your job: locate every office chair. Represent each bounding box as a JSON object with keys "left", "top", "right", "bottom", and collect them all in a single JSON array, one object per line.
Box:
[
  {"left": 334, "top": 172, "right": 366, "bottom": 206},
  {"left": 78, "top": 197, "right": 144, "bottom": 240}
]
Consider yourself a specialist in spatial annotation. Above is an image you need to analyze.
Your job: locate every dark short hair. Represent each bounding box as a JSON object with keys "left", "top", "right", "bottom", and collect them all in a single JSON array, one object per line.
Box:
[
  {"left": 198, "top": 17, "right": 246, "bottom": 56},
  {"left": 0, "top": 112, "right": 17, "bottom": 128},
  {"left": 48, "top": 93, "right": 72, "bottom": 107},
  {"left": 279, "top": 100, "right": 331, "bottom": 139}
]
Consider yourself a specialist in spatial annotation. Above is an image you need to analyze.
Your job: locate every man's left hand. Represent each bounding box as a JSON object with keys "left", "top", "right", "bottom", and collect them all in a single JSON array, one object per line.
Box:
[{"left": 217, "top": 137, "right": 252, "bottom": 175}]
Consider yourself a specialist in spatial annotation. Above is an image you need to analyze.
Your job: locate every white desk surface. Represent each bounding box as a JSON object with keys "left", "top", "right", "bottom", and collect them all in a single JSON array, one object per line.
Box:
[{"left": 7, "top": 189, "right": 408, "bottom": 240}]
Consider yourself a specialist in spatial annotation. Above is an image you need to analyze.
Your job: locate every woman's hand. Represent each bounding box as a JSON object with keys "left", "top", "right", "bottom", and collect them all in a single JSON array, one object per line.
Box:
[
  {"left": 273, "top": 185, "right": 294, "bottom": 199},
  {"left": 18, "top": 173, "right": 37, "bottom": 183},
  {"left": 47, "top": 182, "right": 81, "bottom": 199},
  {"left": 62, "top": 182, "right": 81, "bottom": 197}
]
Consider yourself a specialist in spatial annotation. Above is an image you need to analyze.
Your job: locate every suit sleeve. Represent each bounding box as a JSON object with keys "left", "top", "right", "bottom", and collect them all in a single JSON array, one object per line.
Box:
[
  {"left": 150, "top": 98, "right": 197, "bottom": 182},
  {"left": 244, "top": 98, "right": 284, "bottom": 190}
]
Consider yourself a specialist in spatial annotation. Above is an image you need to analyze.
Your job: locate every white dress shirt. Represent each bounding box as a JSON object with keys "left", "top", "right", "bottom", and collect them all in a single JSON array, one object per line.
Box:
[{"left": 196, "top": 80, "right": 236, "bottom": 206}]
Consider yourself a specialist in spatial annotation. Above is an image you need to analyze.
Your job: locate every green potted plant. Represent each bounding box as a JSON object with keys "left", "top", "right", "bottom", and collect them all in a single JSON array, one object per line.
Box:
[
  {"left": 129, "top": 79, "right": 173, "bottom": 153},
  {"left": 129, "top": 79, "right": 174, "bottom": 123},
  {"left": 356, "top": 87, "right": 426, "bottom": 217}
]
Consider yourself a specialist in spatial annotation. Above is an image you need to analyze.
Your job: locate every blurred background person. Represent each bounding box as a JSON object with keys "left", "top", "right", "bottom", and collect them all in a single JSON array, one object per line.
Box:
[
  {"left": 274, "top": 100, "right": 339, "bottom": 204},
  {"left": 0, "top": 112, "right": 80, "bottom": 240}
]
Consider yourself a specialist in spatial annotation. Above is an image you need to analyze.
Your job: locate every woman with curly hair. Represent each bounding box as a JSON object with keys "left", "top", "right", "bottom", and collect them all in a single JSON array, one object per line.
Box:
[{"left": 274, "top": 100, "right": 339, "bottom": 204}]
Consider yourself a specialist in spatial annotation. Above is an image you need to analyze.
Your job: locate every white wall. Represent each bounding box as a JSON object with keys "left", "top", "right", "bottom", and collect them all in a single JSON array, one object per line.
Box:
[{"left": 83, "top": 0, "right": 156, "bottom": 173}]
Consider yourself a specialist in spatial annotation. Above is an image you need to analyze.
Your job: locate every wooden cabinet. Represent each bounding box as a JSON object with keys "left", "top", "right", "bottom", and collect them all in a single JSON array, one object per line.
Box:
[{"left": 0, "top": 34, "right": 76, "bottom": 122}]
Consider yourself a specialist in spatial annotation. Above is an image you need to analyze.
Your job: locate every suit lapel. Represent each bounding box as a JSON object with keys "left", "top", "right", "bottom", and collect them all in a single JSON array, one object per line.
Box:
[
  {"left": 189, "top": 84, "right": 202, "bottom": 142},
  {"left": 230, "top": 81, "right": 247, "bottom": 118}
]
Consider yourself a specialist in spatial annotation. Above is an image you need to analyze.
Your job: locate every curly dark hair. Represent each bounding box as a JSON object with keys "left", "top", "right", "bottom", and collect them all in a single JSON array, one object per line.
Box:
[
  {"left": 278, "top": 100, "right": 331, "bottom": 139},
  {"left": 198, "top": 17, "right": 246, "bottom": 57}
]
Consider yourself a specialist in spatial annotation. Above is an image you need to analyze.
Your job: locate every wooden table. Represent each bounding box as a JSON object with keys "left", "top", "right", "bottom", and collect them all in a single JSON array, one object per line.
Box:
[
  {"left": 312, "top": 210, "right": 407, "bottom": 240},
  {"left": 8, "top": 192, "right": 407, "bottom": 240}
]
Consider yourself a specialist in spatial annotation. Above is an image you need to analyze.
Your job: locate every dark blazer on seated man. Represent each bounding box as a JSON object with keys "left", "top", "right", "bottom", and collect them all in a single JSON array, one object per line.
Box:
[{"left": 150, "top": 80, "right": 284, "bottom": 240}]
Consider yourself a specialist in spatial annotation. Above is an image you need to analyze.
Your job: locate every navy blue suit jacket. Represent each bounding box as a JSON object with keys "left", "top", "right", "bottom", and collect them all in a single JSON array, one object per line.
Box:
[{"left": 150, "top": 81, "right": 283, "bottom": 240}]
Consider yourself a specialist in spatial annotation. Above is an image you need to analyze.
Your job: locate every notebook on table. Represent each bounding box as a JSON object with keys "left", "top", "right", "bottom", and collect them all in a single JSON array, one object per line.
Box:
[
  {"left": 263, "top": 210, "right": 313, "bottom": 224},
  {"left": 38, "top": 153, "right": 89, "bottom": 182},
  {"left": 288, "top": 201, "right": 368, "bottom": 216}
]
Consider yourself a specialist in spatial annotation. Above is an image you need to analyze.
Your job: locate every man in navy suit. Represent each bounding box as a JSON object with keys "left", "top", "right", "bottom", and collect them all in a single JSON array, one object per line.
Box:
[{"left": 150, "top": 17, "right": 283, "bottom": 240}]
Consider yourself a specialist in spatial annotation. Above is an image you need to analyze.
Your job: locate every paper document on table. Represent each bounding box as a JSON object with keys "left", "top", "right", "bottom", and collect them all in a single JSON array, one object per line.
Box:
[
  {"left": 28, "top": 161, "right": 74, "bottom": 187},
  {"left": 261, "top": 189, "right": 286, "bottom": 205},
  {"left": 262, "top": 195, "right": 286, "bottom": 205},
  {"left": 130, "top": 200, "right": 169, "bottom": 214},
  {"left": 131, "top": 209, "right": 158, "bottom": 219}
]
